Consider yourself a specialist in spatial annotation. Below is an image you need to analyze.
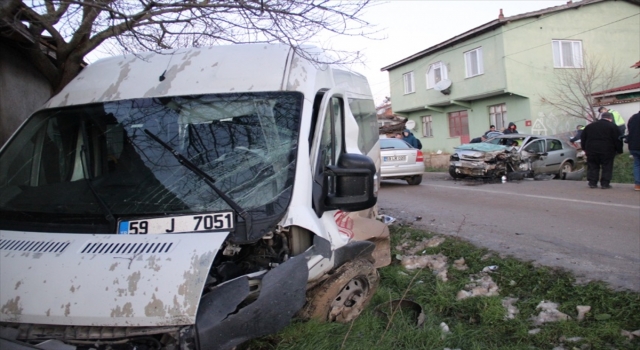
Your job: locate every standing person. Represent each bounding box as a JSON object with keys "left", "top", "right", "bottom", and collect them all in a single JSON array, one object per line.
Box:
[
  {"left": 580, "top": 112, "right": 623, "bottom": 189},
  {"left": 627, "top": 110, "right": 640, "bottom": 191},
  {"left": 570, "top": 125, "right": 585, "bottom": 148},
  {"left": 599, "top": 106, "right": 626, "bottom": 135},
  {"left": 503, "top": 122, "right": 518, "bottom": 135},
  {"left": 401, "top": 129, "right": 422, "bottom": 149}
]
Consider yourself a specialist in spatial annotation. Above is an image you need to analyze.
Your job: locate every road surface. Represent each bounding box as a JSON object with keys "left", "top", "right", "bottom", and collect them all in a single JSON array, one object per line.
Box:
[{"left": 378, "top": 172, "right": 640, "bottom": 292}]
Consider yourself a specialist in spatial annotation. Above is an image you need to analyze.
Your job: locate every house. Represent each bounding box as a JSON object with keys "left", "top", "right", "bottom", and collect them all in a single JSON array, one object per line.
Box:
[
  {"left": 592, "top": 61, "right": 640, "bottom": 121},
  {"left": 0, "top": 17, "right": 53, "bottom": 147},
  {"left": 381, "top": 0, "right": 640, "bottom": 153}
]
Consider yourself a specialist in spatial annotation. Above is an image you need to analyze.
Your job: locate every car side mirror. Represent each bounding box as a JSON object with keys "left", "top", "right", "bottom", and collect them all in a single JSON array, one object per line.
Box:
[{"left": 313, "top": 153, "right": 377, "bottom": 216}]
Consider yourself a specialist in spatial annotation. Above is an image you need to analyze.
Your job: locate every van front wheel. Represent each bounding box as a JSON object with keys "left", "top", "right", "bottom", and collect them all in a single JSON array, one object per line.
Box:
[{"left": 299, "top": 259, "right": 379, "bottom": 323}]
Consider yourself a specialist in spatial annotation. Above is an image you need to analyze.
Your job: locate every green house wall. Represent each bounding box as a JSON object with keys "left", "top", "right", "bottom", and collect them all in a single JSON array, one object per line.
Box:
[{"left": 386, "top": 0, "right": 640, "bottom": 154}]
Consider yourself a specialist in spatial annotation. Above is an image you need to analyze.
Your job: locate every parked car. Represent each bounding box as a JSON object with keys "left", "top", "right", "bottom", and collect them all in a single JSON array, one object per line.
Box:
[
  {"left": 380, "top": 138, "right": 424, "bottom": 185},
  {"left": 449, "top": 134, "right": 579, "bottom": 179}
]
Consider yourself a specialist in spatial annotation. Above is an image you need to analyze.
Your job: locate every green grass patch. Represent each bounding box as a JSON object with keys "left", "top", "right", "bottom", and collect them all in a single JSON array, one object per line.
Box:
[
  {"left": 243, "top": 226, "right": 640, "bottom": 350},
  {"left": 612, "top": 153, "right": 635, "bottom": 184}
]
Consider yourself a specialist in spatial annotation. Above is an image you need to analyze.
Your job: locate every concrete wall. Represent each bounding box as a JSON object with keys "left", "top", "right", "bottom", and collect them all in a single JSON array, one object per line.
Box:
[{"left": 0, "top": 42, "right": 52, "bottom": 147}]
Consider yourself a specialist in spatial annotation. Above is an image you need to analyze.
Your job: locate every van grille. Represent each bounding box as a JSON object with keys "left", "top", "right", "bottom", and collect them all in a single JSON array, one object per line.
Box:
[
  {"left": 80, "top": 241, "right": 174, "bottom": 255},
  {"left": 0, "top": 239, "right": 70, "bottom": 253}
]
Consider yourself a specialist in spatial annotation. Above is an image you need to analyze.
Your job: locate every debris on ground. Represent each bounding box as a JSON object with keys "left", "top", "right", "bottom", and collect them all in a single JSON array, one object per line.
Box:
[
  {"left": 502, "top": 297, "right": 519, "bottom": 320},
  {"left": 482, "top": 265, "right": 499, "bottom": 273},
  {"left": 576, "top": 305, "right": 591, "bottom": 321},
  {"left": 395, "top": 236, "right": 446, "bottom": 255},
  {"left": 480, "top": 253, "right": 493, "bottom": 261},
  {"left": 456, "top": 273, "right": 500, "bottom": 300},
  {"left": 440, "top": 322, "right": 451, "bottom": 339},
  {"left": 530, "top": 301, "right": 571, "bottom": 325},
  {"left": 453, "top": 257, "right": 468, "bottom": 271},
  {"left": 621, "top": 329, "right": 640, "bottom": 340},
  {"left": 400, "top": 254, "right": 449, "bottom": 281},
  {"left": 559, "top": 336, "right": 584, "bottom": 342},
  {"left": 378, "top": 214, "right": 396, "bottom": 225},
  {"left": 528, "top": 328, "right": 541, "bottom": 335}
]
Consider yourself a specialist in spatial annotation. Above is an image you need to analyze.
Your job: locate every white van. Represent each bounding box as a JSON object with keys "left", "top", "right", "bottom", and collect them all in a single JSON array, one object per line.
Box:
[{"left": 0, "top": 44, "right": 390, "bottom": 350}]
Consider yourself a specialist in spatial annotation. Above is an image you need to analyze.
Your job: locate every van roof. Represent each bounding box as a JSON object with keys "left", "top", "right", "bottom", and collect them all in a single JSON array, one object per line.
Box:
[{"left": 46, "top": 44, "right": 294, "bottom": 108}]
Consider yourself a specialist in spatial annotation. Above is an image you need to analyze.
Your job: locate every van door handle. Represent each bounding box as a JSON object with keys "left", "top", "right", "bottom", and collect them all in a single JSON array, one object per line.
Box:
[{"left": 560, "top": 153, "right": 564, "bottom": 156}]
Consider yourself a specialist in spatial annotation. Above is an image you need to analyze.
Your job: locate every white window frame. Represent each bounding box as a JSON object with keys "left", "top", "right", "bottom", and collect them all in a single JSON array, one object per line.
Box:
[
  {"left": 422, "top": 115, "right": 433, "bottom": 137},
  {"left": 426, "top": 62, "right": 448, "bottom": 89},
  {"left": 403, "top": 72, "right": 415, "bottom": 94},
  {"left": 464, "top": 47, "right": 484, "bottom": 78},
  {"left": 489, "top": 104, "right": 507, "bottom": 130},
  {"left": 552, "top": 40, "right": 583, "bottom": 68}
]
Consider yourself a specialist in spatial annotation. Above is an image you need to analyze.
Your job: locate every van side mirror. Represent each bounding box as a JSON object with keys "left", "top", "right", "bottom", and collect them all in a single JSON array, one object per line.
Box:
[{"left": 313, "top": 153, "right": 377, "bottom": 217}]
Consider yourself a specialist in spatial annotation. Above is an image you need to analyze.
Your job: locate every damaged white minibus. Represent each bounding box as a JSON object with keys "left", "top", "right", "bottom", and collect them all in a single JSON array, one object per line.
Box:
[{"left": 0, "top": 44, "right": 390, "bottom": 350}]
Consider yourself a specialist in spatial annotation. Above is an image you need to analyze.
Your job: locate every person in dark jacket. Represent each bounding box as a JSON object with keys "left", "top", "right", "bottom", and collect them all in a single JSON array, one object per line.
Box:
[
  {"left": 503, "top": 122, "right": 518, "bottom": 135},
  {"left": 580, "top": 112, "right": 623, "bottom": 189},
  {"left": 627, "top": 110, "right": 640, "bottom": 191},
  {"left": 402, "top": 129, "right": 421, "bottom": 149}
]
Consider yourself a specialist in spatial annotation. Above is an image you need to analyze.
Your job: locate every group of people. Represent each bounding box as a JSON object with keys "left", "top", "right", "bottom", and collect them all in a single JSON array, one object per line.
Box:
[
  {"left": 580, "top": 106, "right": 640, "bottom": 191},
  {"left": 469, "top": 122, "right": 518, "bottom": 144}
]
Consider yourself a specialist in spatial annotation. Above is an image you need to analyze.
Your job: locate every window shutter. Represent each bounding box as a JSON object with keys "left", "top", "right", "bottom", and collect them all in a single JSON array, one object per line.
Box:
[
  {"left": 552, "top": 41, "right": 561, "bottom": 67},
  {"left": 477, "top": 47, "right": 484, "bottom": 74},
  {"left": 573, "top": 41, "right": 583, "bottom": 68}
]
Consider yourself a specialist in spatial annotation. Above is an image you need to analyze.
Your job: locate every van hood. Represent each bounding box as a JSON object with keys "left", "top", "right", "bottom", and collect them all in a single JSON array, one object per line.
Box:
[{"left": 0, "top": 230, "right": 226, "bottom": 327}]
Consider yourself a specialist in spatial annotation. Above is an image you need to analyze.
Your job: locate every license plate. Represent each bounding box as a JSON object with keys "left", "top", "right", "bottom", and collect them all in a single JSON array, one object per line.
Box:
[
  {"left": 384, "top": 155, "right": 406, "bottom": 162},
  {"left": 118, "top": 212, "right": 234, "bottom": 235}
]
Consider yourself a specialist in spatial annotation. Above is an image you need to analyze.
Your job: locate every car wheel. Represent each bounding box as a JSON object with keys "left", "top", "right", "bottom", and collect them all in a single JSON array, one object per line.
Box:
[
  {"left": 299, "top": 259, "right": 379, "bottom": 323},
  {"left": 449, "top": 166, "right": 465, "bottom": 179},
  {"left": 556, "top": 161, "right": 573, "bottom": 179},
  {"left": 406, "top": 175, "right": 423, "bottom": 185}
]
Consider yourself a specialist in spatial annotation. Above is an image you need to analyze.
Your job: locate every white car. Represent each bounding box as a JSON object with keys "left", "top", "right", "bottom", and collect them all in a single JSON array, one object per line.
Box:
[{"left": 380, "top": 138, "right": 424, "bottom": 185}]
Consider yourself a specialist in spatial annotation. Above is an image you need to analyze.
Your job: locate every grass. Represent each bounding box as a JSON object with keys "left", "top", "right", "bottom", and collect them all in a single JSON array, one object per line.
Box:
[
  {"left": 243, "top": 226, "right": 640, "bottom": 350},
  {"left": 612, "top": 153, "right": 635, "bottom": 184}
]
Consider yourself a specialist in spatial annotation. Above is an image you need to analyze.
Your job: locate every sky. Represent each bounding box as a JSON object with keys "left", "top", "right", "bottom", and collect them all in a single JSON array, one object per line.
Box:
[{"left": 320, "top": 0, "right": 571, "bottom": 105}]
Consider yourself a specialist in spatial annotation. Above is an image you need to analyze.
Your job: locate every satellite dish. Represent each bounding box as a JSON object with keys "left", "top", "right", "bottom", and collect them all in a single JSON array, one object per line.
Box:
[
  {"left": 406, "top": 120, "right": 416, "bottom": 130},
  {"left": 434, "top": 79, "right": 452, "bottom": 95}
]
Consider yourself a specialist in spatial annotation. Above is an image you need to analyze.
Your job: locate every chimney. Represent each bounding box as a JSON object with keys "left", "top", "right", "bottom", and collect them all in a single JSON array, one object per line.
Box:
[
  {"left": 567, "top": 0, "right": 572, "bottom": 3},
  {"left": 498, "top": 9, "right": 504, "bottom": 20}
]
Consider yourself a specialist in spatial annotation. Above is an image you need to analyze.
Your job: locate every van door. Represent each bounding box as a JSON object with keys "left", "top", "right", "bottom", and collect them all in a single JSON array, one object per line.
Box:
[{"left": 311, "top": 89, "right": 345, "bottom": 217}]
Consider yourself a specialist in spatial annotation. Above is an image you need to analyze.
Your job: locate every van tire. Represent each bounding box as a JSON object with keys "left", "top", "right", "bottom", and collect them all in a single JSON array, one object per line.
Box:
[
  {"left": 299, "top": 259, "right": 379, "bottom": 323},
  {"left": 406, "top": 175, "right": 423, "bottom": 185}
]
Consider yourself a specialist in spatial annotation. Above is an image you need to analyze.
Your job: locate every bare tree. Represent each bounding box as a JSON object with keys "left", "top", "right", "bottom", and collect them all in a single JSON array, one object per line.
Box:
[
  {"left": 0, "top": 0, "right": 375, "bottom": 93},
  {"left": 540, "top": 54, "right": 622, "bottom": 123}
]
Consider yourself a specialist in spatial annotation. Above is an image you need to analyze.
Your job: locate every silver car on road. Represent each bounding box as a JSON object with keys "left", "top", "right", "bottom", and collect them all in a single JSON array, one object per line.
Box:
[{"left": 380, "top": 138, "right": 424, "bottom": 185}]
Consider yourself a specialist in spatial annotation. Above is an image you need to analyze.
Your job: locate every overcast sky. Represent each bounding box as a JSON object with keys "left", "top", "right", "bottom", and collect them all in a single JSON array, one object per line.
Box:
[{"left": 322, "top": 0, "right": 570, "bottom": 105}]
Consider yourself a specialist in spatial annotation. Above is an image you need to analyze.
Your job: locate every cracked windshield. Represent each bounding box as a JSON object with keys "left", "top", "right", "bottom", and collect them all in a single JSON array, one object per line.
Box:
[{"left": 0, "top": 92, "right": 302, "bottom": 230}]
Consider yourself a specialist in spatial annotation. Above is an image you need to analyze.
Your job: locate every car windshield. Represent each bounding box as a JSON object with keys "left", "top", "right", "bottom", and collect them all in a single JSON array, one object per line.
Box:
[
  {"left": 0, "top": 92, "right": 302, "bottom": 233},
  {"left": 380, "top": 138, "right": 412, "bottom": 149}
]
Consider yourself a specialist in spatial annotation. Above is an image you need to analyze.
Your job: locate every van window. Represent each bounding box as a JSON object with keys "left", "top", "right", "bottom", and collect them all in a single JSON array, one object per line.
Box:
[
  {"left": 0, "top": 92, "right": 303, "bottom": 232},
  {"left": 348, "top": 98, "right": 377, "bottom": 154}
]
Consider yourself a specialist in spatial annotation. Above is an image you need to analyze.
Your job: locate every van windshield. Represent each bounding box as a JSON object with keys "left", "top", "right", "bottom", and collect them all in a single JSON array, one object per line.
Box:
[{"left": 0, "top": 92, "right": 302, "bottom": 235}]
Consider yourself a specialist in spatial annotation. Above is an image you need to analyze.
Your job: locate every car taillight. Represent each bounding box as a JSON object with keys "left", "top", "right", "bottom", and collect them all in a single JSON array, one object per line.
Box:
[{"left": 416, "top": 150, "right": 424, "bottom": 162}]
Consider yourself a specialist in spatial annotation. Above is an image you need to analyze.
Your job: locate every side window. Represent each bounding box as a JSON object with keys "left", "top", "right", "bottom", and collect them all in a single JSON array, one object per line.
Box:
[
  {"left": 524, "top": 140, "right": 544, "bottom": 153},
  {"left": 546, "top": 139, "right": 563, "bottom": 152},
  {"left": 319, "top": 97, "right": 344, "bottom": 167}
]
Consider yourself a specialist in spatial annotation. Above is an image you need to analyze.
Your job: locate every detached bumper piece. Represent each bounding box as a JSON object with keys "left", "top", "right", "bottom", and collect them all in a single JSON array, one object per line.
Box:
[{"left": 195, "top": 253, "right": 309, "bottom": 350}]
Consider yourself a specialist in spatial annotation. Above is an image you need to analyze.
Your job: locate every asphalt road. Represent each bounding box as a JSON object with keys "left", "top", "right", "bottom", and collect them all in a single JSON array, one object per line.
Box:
[{"left": 378, "top": 172, "right": 640, "bottom": 292}]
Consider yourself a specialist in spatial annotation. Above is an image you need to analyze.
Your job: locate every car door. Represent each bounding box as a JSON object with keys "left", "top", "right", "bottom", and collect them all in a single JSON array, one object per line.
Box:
[
  {"left": 521, "top": 139, "right": 546, "bottom": 174},
  {"left": 542, "top": 138, "right": 565, "bottom": 174}
]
